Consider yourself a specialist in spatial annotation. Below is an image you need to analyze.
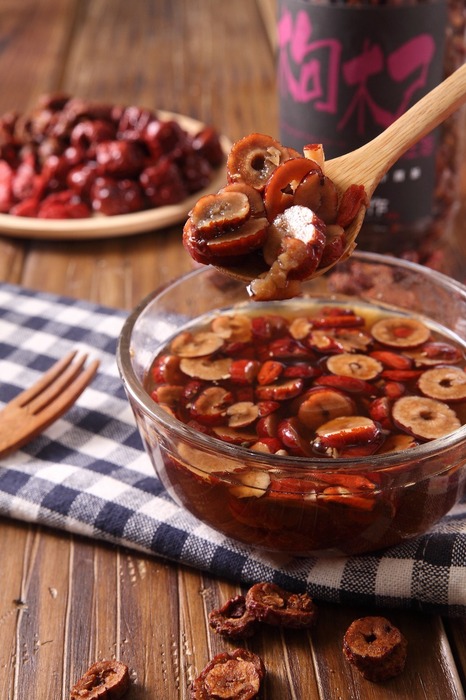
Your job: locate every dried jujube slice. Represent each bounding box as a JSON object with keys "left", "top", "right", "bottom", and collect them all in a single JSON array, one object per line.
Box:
[
  {"left": 343, "top": 616, "right": 407, "bottom": 682},
  {"left": 190, "top": 386, "right": 233, "bottom": 425},
  {"left": 190, "top": 648, "right": 265, "bottom": 700},
  {"left": 70, "top": 660, "right": 130, "bottom": 699},
  {"left": 208, "top": 594, "right": 258, "bottom": 639},
  {"left": 245, "top": 582, "right": 318, "bottom": 629}
]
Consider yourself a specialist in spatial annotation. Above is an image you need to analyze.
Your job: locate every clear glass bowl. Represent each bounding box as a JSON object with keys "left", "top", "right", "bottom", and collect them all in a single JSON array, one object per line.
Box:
[{"left": 117, "top": 252, "right": 466, "bottom": 556}]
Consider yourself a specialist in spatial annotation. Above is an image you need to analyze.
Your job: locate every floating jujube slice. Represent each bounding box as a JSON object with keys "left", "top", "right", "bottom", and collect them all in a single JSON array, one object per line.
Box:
[
  {"left": 180, "top": 357, "right": 232, "bottom": 380},
  {"left": 377, "top": 433, "right": 419, "bottom": 454},
  {"left": 171, "top": 330, "right": 224, "bottom": 357},
  {"left": 371, "top": 316, "right": 431, "bottom": 348},
  {"left": 392, "top": 395, "right": 461, "bottom": 440},
  {"left": 211, "top": 313, "right": 252, "bottom": 342},
  {"left": 226, "top": 401, "right": 260, "bottom": 428},
  {"left": 314, "top": 415, "right": 380, "bottom": 449},
  {"left": 408, "top": 341, "right": 464, "bottom": 367},
  {"left": 190, "top": 386, "right": 233, "bottom": 425},
  {"left": 418, "top": 366, "right": 466, "bottom": 402},
  {"left": 297, "top": 387, "right": 356, "bottom": 430},
  {"left": 326, "top": 352, "right": 383, "bottom": 380}
]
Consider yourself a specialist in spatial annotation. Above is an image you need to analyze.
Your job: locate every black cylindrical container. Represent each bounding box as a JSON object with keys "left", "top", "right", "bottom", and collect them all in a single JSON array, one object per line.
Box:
[{"left": 278, "top": 0, "right": 465, "bottom": 266}]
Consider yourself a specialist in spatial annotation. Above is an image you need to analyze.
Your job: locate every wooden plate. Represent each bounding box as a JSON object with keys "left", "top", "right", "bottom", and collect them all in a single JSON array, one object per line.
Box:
[{"left": 0, "top": 111, "right": 231, "bottom": 240}]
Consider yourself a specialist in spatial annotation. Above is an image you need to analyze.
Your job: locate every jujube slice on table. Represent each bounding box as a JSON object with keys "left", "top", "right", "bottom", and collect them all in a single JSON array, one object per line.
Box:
[
  {"left": 245, "top": 582, "right": 318, "bottom": 629},
  {"left": 70, "top": 660, "right": 130, "bottom": 699},
  {"left": 208, "top": 595, "right": 258, "bottom": 639},
  {"left": 343, "top": 616, "right": 408, "bottom": 682},
  {"left": 190, "top": 648, "right": 265, "bottom": 700}
]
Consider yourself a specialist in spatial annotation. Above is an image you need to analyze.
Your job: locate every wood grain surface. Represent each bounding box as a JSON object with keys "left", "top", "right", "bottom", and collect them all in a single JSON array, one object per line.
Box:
[{"left": 0, "top": 1, "right": 465, "bottom": 698}]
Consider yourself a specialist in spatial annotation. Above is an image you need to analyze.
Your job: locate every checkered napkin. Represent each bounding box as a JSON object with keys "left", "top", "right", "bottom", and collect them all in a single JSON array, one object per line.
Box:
[{"left": 1, "top": 283, "right": 466, "bottom": 617}]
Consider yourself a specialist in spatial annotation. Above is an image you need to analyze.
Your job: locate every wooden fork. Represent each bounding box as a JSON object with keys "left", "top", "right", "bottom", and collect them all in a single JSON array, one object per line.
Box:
[{"left": 0, "top": 350, "right": 100, "bottom": 459}]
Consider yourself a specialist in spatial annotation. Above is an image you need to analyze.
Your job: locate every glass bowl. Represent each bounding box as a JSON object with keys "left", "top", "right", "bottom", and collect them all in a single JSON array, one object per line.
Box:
[{"left": 117, "top": 252, "right": 466, "bottom": 556}]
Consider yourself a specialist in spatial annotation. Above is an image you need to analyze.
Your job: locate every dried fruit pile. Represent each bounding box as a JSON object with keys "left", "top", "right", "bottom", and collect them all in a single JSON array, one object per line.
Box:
[
  {"left": 197, "top": 583, "right": 407, "bottom": 696},
  {"left": 69, "top": 589, "right": 408, "bottom": 698},
  {"left": 183, "top": 133, "right": 367, "bottom": 300},
  {"left": 0, "top": 94, "right": 224, "bottom": 219},
  {"left": 148, "top": 302, "right": 466, "bottom": 456}
]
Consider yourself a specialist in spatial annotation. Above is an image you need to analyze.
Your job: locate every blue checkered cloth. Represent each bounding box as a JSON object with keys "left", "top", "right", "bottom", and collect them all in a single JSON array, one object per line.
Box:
[{"left": 1, "top": 283, "right": 465, "bottom": 617}]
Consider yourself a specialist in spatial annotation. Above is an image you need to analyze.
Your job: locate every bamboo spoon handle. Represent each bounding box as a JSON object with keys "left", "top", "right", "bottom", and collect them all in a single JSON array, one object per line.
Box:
[{"left": 324, "top": 62, "right": 466, "bottom": 198}]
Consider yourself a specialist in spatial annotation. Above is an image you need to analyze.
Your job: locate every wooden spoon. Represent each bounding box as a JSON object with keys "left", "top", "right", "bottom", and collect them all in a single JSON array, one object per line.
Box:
[{"left": 215, "top": 62, "right": 466, "bottom": 284}]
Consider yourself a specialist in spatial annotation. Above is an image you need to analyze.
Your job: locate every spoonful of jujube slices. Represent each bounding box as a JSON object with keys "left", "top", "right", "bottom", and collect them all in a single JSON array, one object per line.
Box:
[
  {"left": 183, "top": 133, "right": 364, "bottom": 300},
  {"left": 183, "top": 64, "right": 466, "bottom": 301}
]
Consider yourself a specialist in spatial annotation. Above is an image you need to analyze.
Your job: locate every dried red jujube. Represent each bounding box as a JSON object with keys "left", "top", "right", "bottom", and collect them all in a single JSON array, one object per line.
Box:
[
  {"left": 343, "top": 616, "right": 408, "bottom": 682},
  {"left": 70, "top": 659, "right": 130, "bottom": 699},
  {"left": 190, "top": 648, "right": 265, "bottom": 700}
]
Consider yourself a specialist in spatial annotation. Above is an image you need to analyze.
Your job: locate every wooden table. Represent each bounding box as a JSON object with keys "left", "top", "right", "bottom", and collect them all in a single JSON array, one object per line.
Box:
[{"left": 1, "top": 1, "right": 466, "bottom": 698}]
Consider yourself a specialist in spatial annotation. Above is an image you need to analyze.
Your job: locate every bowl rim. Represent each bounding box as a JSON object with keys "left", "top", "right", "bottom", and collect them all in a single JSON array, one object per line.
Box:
[{"left": 117, "top": 251, "right": 466, "bottom": 472}]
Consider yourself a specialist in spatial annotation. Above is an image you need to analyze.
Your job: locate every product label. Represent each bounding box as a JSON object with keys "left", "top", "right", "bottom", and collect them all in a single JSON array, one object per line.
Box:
[{"left": 278, "top": 0, "right": 447, "bottom": 227}]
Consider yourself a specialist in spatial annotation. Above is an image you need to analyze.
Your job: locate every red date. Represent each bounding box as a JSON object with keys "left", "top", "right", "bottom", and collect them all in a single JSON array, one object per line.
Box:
[{"left": 0, "top": 94, "right": 224, "bottom": 220}]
